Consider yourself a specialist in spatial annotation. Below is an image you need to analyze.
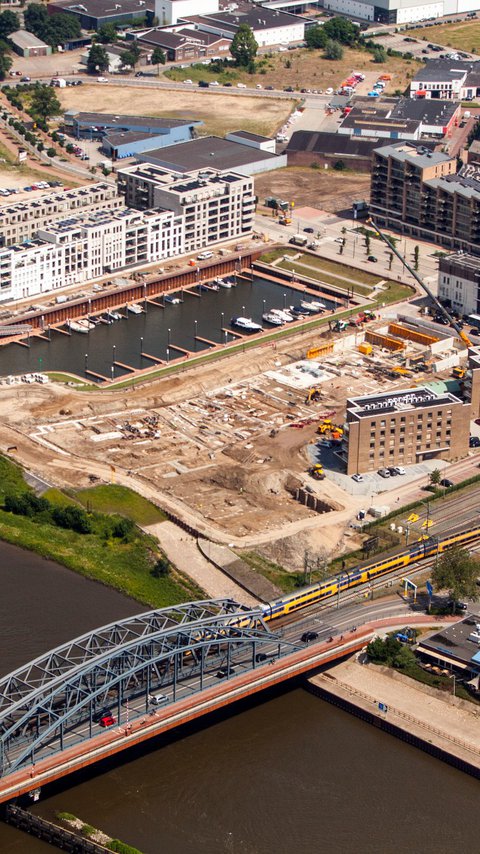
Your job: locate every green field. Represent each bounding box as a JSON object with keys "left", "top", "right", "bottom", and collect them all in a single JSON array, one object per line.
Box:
[
  {"left": 0, "top": 456, "right": 202, "bottom": 607},
  {"left": 75, "top": 484, "right": 166, "bottom": 526},
  {"left": 407, "top": 20, "right": 480, "bottom": 53}
]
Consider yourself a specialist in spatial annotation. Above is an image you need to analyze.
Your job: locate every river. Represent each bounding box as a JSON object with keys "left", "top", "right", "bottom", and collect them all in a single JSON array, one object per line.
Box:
[
  {"left": 0, "top": 278, "right": 338, "bottom": 380},
  {"left": 0, "top": 541, "right": 478, "bottom": 854}
]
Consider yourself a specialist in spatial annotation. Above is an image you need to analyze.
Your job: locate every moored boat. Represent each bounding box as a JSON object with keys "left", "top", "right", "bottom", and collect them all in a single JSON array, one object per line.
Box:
[
  {"left": 127, "top": 303, "right": 143, "bottom": 314},
  {"left": 271, "top": 308, "right": 294, "bottom": 322},
  {"left": 262, "top": 311, "right": 284, "bottom": 326},
  {"left": 231, "top": 316, "right": 263, "bottom": 333}
]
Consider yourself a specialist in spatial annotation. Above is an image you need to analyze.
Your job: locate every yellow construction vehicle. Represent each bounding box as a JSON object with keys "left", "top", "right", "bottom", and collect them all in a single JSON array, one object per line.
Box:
[
  {"left": 391, "top": 366, "right": 413, "bottom": 377},
  {"left": 367, "top": 218, "right": 472, "bottom": 349},
  {"left": 305, "top": 387, "right": 322, "bottom": 405},
  {"left": 317, "top": 419, "right": 344, "bottom": 438},
  {"left": 452, "top": 366, "right": 466, "bottom": 379},
  {"left": 308, "top": 464, "right": 325, "bottom": 480}
]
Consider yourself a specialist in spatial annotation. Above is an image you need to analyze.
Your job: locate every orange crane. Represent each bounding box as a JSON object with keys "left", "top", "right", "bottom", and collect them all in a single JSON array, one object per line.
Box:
[{"left": 367, "top": 218, "right": 472, "bottom": 348}]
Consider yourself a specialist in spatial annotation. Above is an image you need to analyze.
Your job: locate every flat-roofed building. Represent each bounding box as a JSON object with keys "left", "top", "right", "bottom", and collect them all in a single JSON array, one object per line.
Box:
[
  {"left": 438, "top": 253, "right": 480, "bottom": 317},
  {"left": 370, "top": 142, "right": 480, "bottom": 256},
  {"left": 417, "top": 616, "right": 480, "bottom": 681},
  {"left": 342, "top": 386, "right": 470, "bottom": 475},
  {"left": 0, "top": 207, "right": 184, "bottom": 301},
  {"left": 134, "top": 135, "right": 286, "bottom": 176},
  {"left": 0, "top": 183, "right": 122, "bottom": 248},
  {"left": 117, "top": 162, "right": 255, "bottom": 251}
]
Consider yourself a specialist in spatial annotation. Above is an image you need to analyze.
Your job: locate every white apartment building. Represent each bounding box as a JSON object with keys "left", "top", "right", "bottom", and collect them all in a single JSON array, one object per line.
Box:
[
  {"left": 155, "top": 0, "right": 219, "bottom": 26},
  {"left": 0, "top": 207, "right": 184, "bottom": 301},
  {"left": 0, "top": 183, "right": 121, "bottom": 248},
  {"left": 117, "top": 163, "right": 255, "bottom": 252},
  {"left": 438, "top": 254, "right": 480, "bottom": 317}
]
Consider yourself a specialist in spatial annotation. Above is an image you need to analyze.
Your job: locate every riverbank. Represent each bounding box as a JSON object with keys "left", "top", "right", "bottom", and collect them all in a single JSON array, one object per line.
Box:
[{"left": 307, "top": 657, "right": 480, "bottom": 778}]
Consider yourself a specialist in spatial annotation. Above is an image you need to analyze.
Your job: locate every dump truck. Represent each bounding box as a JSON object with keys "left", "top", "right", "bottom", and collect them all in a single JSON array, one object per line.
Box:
[{"left": 308, "top": 464, "right": 325, "bottom": 480}]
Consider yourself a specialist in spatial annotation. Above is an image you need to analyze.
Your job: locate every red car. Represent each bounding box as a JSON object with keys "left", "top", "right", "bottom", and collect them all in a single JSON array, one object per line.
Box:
[{"left": 99, "top": 714, "right": 116, "bottom": 728}]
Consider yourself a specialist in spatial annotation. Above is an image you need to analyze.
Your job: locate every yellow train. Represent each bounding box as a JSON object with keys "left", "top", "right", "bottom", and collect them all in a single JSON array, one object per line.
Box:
[{"left": 260, "top": 522, "right": 480, "bottom": 622}]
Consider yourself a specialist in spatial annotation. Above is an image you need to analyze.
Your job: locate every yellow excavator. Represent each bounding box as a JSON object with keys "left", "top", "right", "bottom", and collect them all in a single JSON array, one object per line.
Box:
[
  {"left": 305, "top": 387, "right": 322, "bottom": 405},
  {"left": 317, "top": 419, "right": 344, "bottom": 439},
  {"left": 367, "top": 218, "right": 472, "bottom": 349}
]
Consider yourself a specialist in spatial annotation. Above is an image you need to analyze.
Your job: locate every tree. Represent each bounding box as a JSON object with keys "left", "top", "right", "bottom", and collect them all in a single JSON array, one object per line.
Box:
[
  {"left": 120, "top": 43, "right": 141, "bottom": 70},
  {"left": 29, "top": 84, "right": 61, "bottom": 124},
  {"left": 372, "top": 46, "right": 387, "bottom": 64},
  {"left": 414, "top": 244, "right": 419, "bottom": 271},
  {"left": 322, "top": 17, "right": 359, "bottom": 46},
  {"left": 151, "top": 47, "right": 165, "bottom": 73},
  {"left": 230, "top": 23, "right": 258, "bottom": 67},
  {"left": 0, "top": 49, "right": 12, "bottom": 81},
  {"left": 0, "top": 10, "right": 19, "bottom": 40},
  {"left": 323, "top": 39, "right": 343, "bottom": 61},
  {"left": 432, "top": 545, "right": 479, "bottom": 612},
  {"left": 24, "top": 4, "right": 80, "bottom": 48},
  {"left": 429, "top": 468, "right": 441, "bottom": 486},
  {"left": 96, "top": 22, "right": 117, "bottom": 44},
  {"left": 87, "top": 44, "right": 109, "bottom": 74},
  {"left": 305, "top": 24, "right": 327, "bottom": 49}
]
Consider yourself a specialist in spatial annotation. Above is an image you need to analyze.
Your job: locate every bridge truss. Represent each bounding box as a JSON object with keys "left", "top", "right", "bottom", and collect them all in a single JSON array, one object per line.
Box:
[{"left": 0, "top": 599, "right": 299, "bottom": 776}]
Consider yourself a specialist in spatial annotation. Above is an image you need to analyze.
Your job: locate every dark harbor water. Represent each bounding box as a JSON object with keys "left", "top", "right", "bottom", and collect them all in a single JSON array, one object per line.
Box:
[
  {"left": 0, "top": 542, "right": 478, "bottom": 854},
  {"left": 0, "top": 279, "right": 338, "bottom": 380}
]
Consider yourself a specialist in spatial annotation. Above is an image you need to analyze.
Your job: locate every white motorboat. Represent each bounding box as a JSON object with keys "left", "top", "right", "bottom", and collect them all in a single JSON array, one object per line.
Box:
[
  {"left": 164, "top": 294, "right": 182, "bottom": 304},
  {"left": 231, "top": 316, "right": 263, "bottom": 333},
  {"left": 216, "top": 278, "right": 232, "bottom": 289},
  {"left": 262, "top": 311, "right": 284, "bottom": 326},
  {"left": 108, "top": 311, "right": 122, "bottom": 321},
  {"left": 127, "top": 303, "right": 143, "bottom": 314},
  {"left": 300, "top": 300, "right": 321, "bottom": 314},
  {"left": 307, "top": 299, "right": 326, "bottom": 311},
  {"left": 67, "top": 320, "right": 89, "bottom": 334},
  {"left": 271, "top": 308, "right": 294, "bottom": 322}
]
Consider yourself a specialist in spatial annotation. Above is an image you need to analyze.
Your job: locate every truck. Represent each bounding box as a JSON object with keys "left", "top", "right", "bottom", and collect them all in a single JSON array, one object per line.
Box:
[
  {"left": 50, "top": 77, "right": 67, "bottom": 88},
  {"left": 289, "top": 235, "right": 308, "bottom": 247}
]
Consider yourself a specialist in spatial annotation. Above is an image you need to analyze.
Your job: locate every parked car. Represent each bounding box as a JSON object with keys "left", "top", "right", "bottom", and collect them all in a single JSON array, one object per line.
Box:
[
  {"left": 392, "top": 466, "right": 406, "bottom": 475},
  {"left": 303, "top": 227, "right": 314, "bottom": 233},
  {"left": 378, "top": 468, "right": 391, "bottom": 478},
  {"left": 470, "top": 436, "right": 480, "bottom": 448},
  {"left": 20, "top": 76, "right": 31, "bottom": 82},
  {"left": 367, "top": 255, "right": 378, "bottom": 262},
  {"left": 351, "top": 473, "right": 363, "bottom": 482},
  {"left": 97, "top": 77, "right": 108, "bottom": 83},
  {"left": 440, "top": 478, "right": 454, "bottom": 487},
  {"left": 387, "top": 467, "right": 399, "bottom": 476}
]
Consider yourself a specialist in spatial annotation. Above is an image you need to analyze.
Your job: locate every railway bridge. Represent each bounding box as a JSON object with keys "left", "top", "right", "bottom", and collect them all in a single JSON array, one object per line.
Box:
[{"left": 0, "top": 597, "right": 373, "bottom": 804}]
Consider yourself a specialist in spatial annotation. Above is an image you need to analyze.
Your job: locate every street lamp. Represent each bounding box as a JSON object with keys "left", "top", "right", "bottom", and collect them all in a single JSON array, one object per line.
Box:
[
  {"left": 167, "top": 327, "right": 171, "bottom": 347},
  {"left": 194, "top": 319, "right": 197, "bottom": 350},
  {"left": 84, "top": 353, "right": 88, "bottom": 371},
  {"left": 112, "top": 344, "right": 116, "bottom": 363},
  {"left": 221, "top": 311, "right": 224, "bottom": 332},
  {"left": 140, "top": 336, "right": 143, "bottom": 354},
  {"left": 283, "top": 293, "right": 287, "bottom": 309}
]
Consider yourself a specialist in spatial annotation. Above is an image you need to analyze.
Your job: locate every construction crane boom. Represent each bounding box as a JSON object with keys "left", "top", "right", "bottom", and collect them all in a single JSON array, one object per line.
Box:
[{"left": 367, "top": 218, "right": 472, "bottom": 348}]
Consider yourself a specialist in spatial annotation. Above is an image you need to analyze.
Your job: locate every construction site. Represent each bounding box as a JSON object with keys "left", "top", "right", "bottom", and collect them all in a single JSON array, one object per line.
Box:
[{"left": 0, "top": 288, "right": 474, "bottom": 571}]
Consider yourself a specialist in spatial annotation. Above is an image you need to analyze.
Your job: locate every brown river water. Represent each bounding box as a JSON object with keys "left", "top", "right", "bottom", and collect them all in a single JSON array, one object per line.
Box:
[{"left": 0, "top": 541, "right": 478, "bottom": 854}]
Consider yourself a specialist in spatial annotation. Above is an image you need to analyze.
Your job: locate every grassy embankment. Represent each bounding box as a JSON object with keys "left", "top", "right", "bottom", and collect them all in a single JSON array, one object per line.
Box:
[
  {"left": 406, "top": 20, "right": 480, "bottom": 53},
  {"left": 0, "top": 456, "right": 203, "bottom": 607}
]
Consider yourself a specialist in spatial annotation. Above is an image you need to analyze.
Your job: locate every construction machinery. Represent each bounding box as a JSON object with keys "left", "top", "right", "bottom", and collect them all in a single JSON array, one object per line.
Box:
[
  {"left": 452, "top": 366, "right": 466, "bottom": 379},
  {"left": 305, "top": 387, "right": 322, "bottom": 405},
  {"left": 279, "top": 215, "right": 292, "bottom": 226},
  {"left": 317, "top": 419, "right": 344, "bottom": 439},
  {"left": 308, "top": 464, "right": 325, "bottom": 480},
  {"left": 367, "top": 218, "right": 472, "bottom": 348}
]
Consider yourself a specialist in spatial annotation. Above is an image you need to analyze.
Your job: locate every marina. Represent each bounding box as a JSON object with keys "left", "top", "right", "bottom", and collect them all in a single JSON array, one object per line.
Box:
[{"left": 0, "top": 276, "right": 340, "bottom": 382}]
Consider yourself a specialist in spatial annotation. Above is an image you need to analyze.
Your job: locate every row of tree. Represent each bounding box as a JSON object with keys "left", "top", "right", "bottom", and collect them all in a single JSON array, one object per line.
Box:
[
  {"left": 86, "top": 42, "right": 165, "bottom": 74},
  {"left": 0, "top": 10, "right": 19, "bottom": 80}
]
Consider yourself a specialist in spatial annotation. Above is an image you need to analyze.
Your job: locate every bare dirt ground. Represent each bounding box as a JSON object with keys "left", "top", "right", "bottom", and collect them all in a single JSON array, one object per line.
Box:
[
  {"left": 254, "top": 168, "right": 371, "bottom": 213},
  {"left": 58, "top": 86, "right": 293, "bottom": 139},
  {"left": 0, "top": 326, "right": 365, "bottom": 568}
]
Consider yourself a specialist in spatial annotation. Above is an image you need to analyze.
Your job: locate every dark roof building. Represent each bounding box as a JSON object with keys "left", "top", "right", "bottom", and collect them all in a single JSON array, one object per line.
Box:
[
  {"left": 134, "top": 26, "right": 231, "bottom": 60},
  {"left": 286, "top": 130, "right": 403, "bottom": 172},
  {"left": 135, "top": 135, "right": 286, "bottom": 175},
  {"left": 184, "top": 5, "right": 305, "bottom": 47},
  {"left": 47, "top": 0, "right": 155, "bottom": 30},
  {"left": 417, "top": 616, "right": 480, "bottom": 680}
]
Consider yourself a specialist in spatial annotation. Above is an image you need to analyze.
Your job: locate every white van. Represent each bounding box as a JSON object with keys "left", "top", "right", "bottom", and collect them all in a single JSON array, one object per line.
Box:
[
  {"left": 150, "top": 693, "right": 168, "bottom": 705},
  {"left": 197, "top": 251, "right": 214, "bottom": 260}
]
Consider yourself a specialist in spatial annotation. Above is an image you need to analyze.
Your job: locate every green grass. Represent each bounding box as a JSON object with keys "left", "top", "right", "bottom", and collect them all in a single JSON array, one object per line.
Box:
[
  {"left": 0, "top": 454, "right": 202, "bottom": 606},
  {"left": 406, "top": 20, "right": 480, "bottom": 53},
  {"left": 46, "top": 372, "right": 96, "bottom": 388},
  {"left": 75, "top": 485, "right": 166, "bottom": 526},
  {"left": 276, "top": 258, "right": 371, "bottom": 296},
  {"left": 239, "top": 550, "right": 304, "bottom": 593},
  {"left": 164, "top": 64, "right": 239, "bottom": 85}
]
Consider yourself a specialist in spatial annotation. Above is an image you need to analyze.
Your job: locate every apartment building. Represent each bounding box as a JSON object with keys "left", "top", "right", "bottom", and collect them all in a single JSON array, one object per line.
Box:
[
  {"left": 370, "top": 143, "right": 480, "bottom": 256},
  {"left": 342, "top": 387, "right": 470, "bottom": 475},
  {"left": 0, "top": 207, "right": 184, "bottom": 301},
  {"left": 0, "top": 183, "right": 122, "bottom": 249},
  {"left": 410, "top": 59, "right": 480, "bottom": 101},
  {"left": 438, "top": 254, "right": 480, "bottom": 317},
  {"left": 117, "top": 163, "right": 255, "bottom": 252}
]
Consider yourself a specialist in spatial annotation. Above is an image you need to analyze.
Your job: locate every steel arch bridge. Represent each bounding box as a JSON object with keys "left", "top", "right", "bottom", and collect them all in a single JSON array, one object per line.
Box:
[{"left": 0, "top": 599, "right": 299, "bottom": 777}]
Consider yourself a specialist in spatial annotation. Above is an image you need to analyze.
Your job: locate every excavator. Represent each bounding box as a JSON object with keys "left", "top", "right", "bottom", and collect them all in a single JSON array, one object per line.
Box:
[
  {"left": 367, "top": 218, "right": 472, "bottom": 349},
  {"left": 305, "top": 387, "right": 322, "bottom": 405}
]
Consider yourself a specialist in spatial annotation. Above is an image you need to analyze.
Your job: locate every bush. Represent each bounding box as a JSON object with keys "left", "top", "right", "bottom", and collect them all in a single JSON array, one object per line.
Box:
[
  {"left": 46, "top": 147, "right": 56, "bottom": 157},
  {"left": 52, "top": 505, "right": 92, "bottom": 534}
]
